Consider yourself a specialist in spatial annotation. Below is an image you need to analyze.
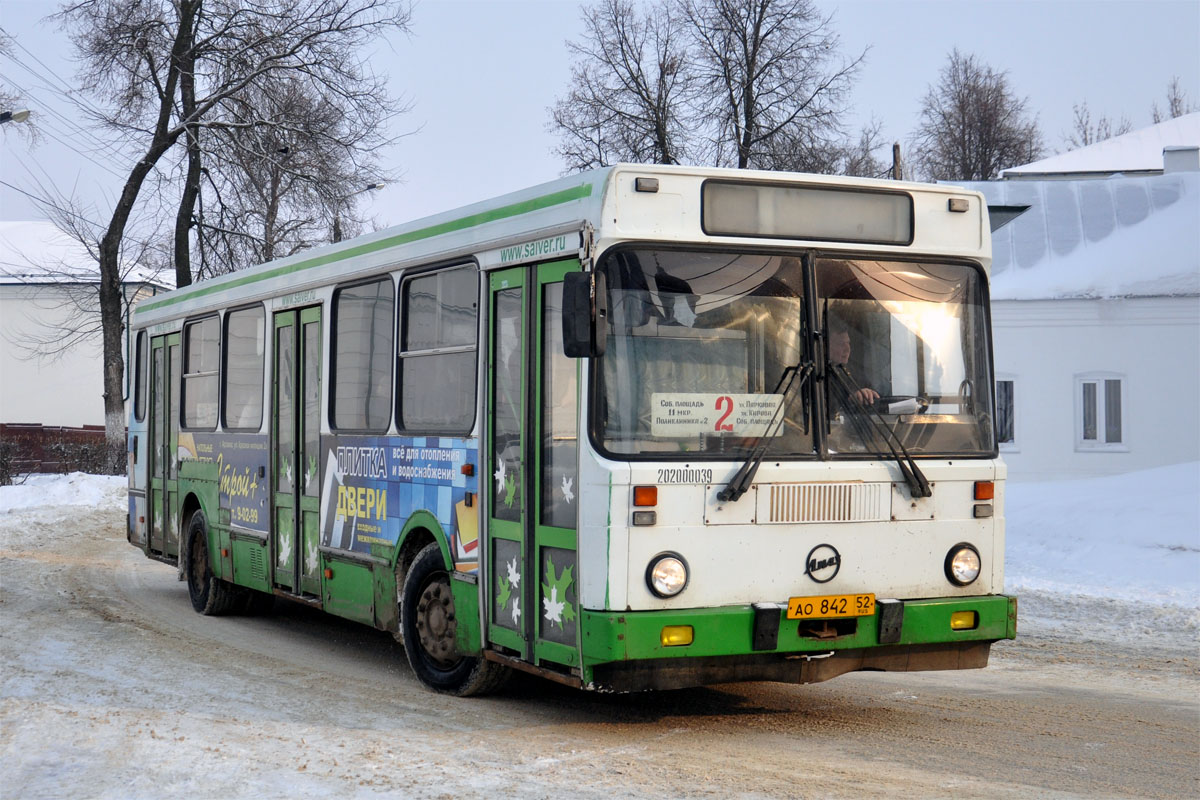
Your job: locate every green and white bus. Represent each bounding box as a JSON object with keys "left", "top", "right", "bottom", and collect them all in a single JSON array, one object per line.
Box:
[{"left": 126, "top": 164, "right": 1016, "bottom": 695}]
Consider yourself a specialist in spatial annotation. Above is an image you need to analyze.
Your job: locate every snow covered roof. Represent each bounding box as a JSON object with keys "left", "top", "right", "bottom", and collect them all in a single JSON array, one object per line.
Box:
[
  {"left": 1001, "top": 112, "right": 1200, "bottom": 178},
  {"left": 953, "top": 171, "right": 1199, "bottom": 300},
  {"left": 0, "top": 220, "right": 171, "bottom": 287}
]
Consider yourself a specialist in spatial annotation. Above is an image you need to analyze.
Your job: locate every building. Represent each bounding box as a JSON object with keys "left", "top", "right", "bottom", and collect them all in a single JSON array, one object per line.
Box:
[
  {"left": 0, "top": 221, "right": 169, "bottom": 456},
  {"left": 955, "top": 114, "right": 1200, "bottom": 481}
]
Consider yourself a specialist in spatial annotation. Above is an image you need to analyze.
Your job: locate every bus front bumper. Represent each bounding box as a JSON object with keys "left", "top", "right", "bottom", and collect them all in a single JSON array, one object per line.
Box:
[{"left": 580, "top": 594, "right": 1017, "bottom": 692}]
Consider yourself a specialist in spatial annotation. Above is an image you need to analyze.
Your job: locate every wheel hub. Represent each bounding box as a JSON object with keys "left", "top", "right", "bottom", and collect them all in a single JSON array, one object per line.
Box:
[{"left": 415, "top": 579, "right": 458, "bottom": 668}]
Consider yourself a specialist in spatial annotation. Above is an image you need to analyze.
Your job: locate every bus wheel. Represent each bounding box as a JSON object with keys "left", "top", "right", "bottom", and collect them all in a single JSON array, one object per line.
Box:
[
  {"left": 401, "top": 543, "right": 508, "bottom": 696},
  {"left": 184, "top": 511, "right": 239, "bottom": 616}
]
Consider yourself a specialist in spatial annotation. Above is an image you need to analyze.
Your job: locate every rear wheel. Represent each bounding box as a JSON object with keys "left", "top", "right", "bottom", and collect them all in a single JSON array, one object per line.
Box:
[
  {"left": 185, "top": 511, "right": 240, "bottom": 616},
  {"left": 400, "top": 543, "right": 508, "bottom": 696}
]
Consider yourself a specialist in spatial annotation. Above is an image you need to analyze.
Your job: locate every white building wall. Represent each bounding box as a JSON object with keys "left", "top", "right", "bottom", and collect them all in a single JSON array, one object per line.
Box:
[
  {"left": 0, "top": 284, "right": 107, "bottom": 427},
  {"left": 993, "top": 296, "right": 1200, "bottom": 481}
]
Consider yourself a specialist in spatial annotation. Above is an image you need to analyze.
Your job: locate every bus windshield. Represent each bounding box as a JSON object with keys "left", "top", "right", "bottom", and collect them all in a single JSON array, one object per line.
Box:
[
  {"left": 595, "top": 249, "right": 995, "bottom": 459},
  {"left": 598, "top": 248, "right": 811, "bottom": 458},
  {"left": 818, "top": 258, "right": 995, "bottom": 457}
]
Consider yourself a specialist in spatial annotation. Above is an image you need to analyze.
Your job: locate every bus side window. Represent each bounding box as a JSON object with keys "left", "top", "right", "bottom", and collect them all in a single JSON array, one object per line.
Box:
[
  {"left": 134, "top": 331, "right": 147, "bottom": 422},
  {"left": 331, "top": 278, "right": 394, "bottom": 432},
  {"left": 223, "top": 306, "right": 265, "bottom": 430},
  {"left": 182, "top": 316, "right": 220, "bottom": 430},
  {"left": 398, "top": 265, "right": 478, "bottom": 434}
]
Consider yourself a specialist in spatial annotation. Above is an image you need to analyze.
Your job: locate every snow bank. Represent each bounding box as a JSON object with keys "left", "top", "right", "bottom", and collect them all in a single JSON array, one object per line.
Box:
[
  {"left": 1004, "top": 461, "right": 1199, "bottom": 650},
  {"left": 1004, "top": 461, "right": 1199, "bottom": 605},
  {"left": 0, "top": 472, "right": 126, "bottom": 514}
]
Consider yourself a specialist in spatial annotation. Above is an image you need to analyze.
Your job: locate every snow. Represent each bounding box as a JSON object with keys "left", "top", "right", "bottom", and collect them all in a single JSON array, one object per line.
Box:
[
  {"left": 953, "top": 171, "right": 1200, "bottom": 300},
  {"left": 1001, "top": 112, "right": 1200, "bottom": 177},
  {"left": 1004, "top": 463, "right": 1200, "bottom": 639},
  {"left": 3, "top": 465, "right": 1197, "bottom": 647},
  {"left": 0, "top": 472, "right": 127, "bottom": 514}
]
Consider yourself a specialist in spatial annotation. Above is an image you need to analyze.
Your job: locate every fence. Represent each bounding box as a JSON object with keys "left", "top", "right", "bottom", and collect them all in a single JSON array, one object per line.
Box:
[{"left": 0, "top": 423, "right": 115, "bottom": 484}]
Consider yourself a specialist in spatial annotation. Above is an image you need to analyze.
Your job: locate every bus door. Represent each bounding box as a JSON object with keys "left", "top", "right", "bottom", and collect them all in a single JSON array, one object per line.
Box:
[
  {"left": 148, "top": 333, "right": 181, "bottom": 560},
  {"left": 272, "top": 307, "right": 323, "bottom": 597},
  {"left": 486, "top": 260, "right": 581, "bottom": 670}
]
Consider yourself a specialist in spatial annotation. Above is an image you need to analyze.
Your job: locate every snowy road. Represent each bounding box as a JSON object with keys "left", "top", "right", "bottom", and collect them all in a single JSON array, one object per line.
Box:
[{"left": 2, "top": 476, "right": 1198, "bottom": 799}]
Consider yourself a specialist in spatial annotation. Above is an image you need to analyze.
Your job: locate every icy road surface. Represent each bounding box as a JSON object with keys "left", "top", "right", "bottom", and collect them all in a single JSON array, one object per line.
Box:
[{"left": 1, "top": 472, "right": 1197, "bottom": 798}]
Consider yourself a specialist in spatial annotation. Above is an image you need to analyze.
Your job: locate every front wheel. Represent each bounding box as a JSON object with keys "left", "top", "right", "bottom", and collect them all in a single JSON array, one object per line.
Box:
[
  {"left": 400, "top": 543, "right": 508, "bottom": 696},
  {"left": 185, "top": 510, "right": 241, "bottom": 616}
]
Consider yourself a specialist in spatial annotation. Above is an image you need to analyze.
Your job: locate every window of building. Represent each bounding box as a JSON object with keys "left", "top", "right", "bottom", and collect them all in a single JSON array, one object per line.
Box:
[
  {"left": 996, "top": 378, "right": 1016, "bottom": 450},
  {"left": 1076, "top": 374, "right": 1124, "bottom": 450},
  {"left": 223, "top": 306, "right": 265, "bottom": 430},
  {"left": 182, "top": 316, "right": 220, "bottom": 429},
  {"left": 398, "top": 265, "right": 479, "bottom": 433},
  {"left": 332, "top": 277, "right": 394, "bottom": 431}
]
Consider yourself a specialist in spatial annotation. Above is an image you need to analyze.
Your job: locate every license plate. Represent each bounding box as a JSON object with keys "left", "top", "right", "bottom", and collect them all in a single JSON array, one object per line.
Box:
[{"left": 786, "top": 593, "right": 875, "bottom": 620}]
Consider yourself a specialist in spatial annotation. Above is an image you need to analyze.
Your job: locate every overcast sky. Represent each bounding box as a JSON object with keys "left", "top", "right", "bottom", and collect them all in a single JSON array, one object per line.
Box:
[{"left": 1, "top": 0, "right": 1197, "bottom": 231}]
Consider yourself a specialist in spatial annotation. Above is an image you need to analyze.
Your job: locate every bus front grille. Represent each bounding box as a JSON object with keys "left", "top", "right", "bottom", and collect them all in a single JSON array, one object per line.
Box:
[{"left": 763, "top": 482, "right": 888, "bottom": 524}]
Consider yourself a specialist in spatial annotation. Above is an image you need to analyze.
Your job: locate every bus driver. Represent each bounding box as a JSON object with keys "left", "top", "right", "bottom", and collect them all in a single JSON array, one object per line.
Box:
[{"left": 827, "top": 319, "right": 879, "bottom": 408}]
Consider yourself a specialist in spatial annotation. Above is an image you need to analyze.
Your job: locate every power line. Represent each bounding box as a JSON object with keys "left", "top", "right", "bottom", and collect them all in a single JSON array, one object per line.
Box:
[
  {"left": 0, "top": 179, "right": 106, "bottom": 230},
  {"left": 2, "top": 28, "right": 113, "bottom": 122},
  {"left": 0, "top": 68, "right": 130, "bottom": 167}
]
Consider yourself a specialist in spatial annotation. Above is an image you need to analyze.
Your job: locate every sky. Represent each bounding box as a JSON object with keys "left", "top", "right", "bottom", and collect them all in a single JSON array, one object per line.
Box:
[{"left": 1, "top": 0, "right": 1197, "bottom": 232}]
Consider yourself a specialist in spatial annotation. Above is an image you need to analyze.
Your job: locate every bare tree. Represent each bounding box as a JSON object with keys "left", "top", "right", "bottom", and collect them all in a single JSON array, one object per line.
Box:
[
  {"left": 909, "top": 49, "right": 1043, "bottom": 181},
  {"left": 551, "top": 0, "right": 693, "bottom": 169},
  {"left": 0, "top": 32, "right": 36, "bottom": 143},
  {"left": 1152, "top": 76, "right": 1197, "bottom": 123},
  {"left": 682, "top": 0, "right": 864, "bottom": 170},
  {"left": 180, "top": 73, "right": 398, "bottom": 277},
  {"left": 55, "top": 0, "right": 413, "bottom": 472},
  {"left": 550, "top": 0, "right": 866, "bottom": 175},
  {"left": 1065, "top": 102, "right": 1132, "bottom": 149},
  {"left": 1, "top": 183, "right": 168, "bottom": 381}
]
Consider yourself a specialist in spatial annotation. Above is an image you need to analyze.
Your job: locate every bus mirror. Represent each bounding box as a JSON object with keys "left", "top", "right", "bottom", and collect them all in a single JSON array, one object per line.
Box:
[{"left": 562, "top": 271, "right": 607, "bottom": 358}]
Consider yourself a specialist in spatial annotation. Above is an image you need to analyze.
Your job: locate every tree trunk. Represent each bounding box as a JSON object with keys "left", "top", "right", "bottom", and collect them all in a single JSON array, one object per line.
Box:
[
  {"left": 173, "top": 25, "right": 200, "bottom": 288},
  {"left": 96, "top": 0, "right": 197, "bottom": 473}
]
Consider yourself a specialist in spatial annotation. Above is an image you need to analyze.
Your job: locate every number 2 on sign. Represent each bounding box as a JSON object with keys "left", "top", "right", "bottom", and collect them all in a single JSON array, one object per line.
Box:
[{"left": 714, "top": 395, "right": 734, "bottom": 432}]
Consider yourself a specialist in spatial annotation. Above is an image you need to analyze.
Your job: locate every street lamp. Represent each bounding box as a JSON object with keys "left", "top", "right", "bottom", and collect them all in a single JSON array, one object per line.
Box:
[
  {"left": 1, "top": 109, "right": 32, "bottom": 125},
  {"left": 332, "top": 182, "right": 385, "bottom": 243}
]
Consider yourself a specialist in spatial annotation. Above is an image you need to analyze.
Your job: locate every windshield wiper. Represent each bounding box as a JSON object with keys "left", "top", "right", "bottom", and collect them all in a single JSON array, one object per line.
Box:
[
  {"left": 718, "top": 361, "right": 814, "bottom": 503},
  {"left": 829, "top": 365, "right": 932, "bottom": 498}
]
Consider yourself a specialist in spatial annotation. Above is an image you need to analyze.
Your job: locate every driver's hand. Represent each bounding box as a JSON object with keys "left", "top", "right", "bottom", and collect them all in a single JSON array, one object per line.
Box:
[{"left": 853, "top": 388, "right": 880, "bottom": 405}]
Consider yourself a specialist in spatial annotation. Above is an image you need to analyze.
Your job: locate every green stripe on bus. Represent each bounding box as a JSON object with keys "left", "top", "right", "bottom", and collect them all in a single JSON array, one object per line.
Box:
[{"left": 138, "top": 182, "right": 595, "bottom": 313}]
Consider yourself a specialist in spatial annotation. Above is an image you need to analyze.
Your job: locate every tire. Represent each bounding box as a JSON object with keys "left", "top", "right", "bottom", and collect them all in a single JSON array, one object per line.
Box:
[
  {"left": 400, "top": 543, "right": 509, "bottom": 696},
  {"left": 184, "top": 510, "right": 241, "bottom": 616}
]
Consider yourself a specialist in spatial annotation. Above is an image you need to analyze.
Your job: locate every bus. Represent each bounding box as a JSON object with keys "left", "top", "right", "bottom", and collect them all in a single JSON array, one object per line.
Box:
[{"left": 126, "top": 164, "right": 1015, "bottom": 695}]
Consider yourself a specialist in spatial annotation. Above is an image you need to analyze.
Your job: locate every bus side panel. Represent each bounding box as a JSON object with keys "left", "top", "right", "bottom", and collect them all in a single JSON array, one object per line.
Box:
[
  {"left": 315, "top": 434, "right": 479, "bottom": 631},
  {"left": 178, "top": 458, "right": 219, "bottom": 568},
  {"left": 451, "top": 573, "right": 483, "bottom": 656},
  {"left": 321, "top": 555, "right": 375, "bottom": 625},
  {"left": 127, "top": 424, "right": 149, "bottom": 548}
]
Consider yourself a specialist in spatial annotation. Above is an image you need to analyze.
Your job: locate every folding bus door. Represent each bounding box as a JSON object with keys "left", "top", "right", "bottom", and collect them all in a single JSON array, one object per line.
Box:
[
  {"left": 148, "top": 333, "right": 181, "bottom": 560},
  {"left": 485, "top": 260, "right": 581, "bottom": 671},
  {"left": 272, "top": 307, "right": 323, "bottom": 597}
]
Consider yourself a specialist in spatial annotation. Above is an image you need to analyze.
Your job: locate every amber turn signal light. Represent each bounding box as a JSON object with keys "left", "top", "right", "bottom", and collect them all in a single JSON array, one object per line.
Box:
[
  {"left": 633, "top": 486, "right": 658, "bottom": 507},
  {"left": 974, "top": 481, "right": 994, "bottom": 501},
  {"left": 950, "top": 611, "right": 978, "bottom": 630},
  {"left": 660, "top": 625, "right": 693, "bottom": 646}
]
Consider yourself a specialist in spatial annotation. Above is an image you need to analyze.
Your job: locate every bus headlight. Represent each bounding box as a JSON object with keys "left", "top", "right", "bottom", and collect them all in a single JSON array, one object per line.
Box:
[
  {"left": 945, "top": 543, "right": 981, "bottom": 586},
  {"left": 646, "top": 553, "right": 689, "bottom": 598}
]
